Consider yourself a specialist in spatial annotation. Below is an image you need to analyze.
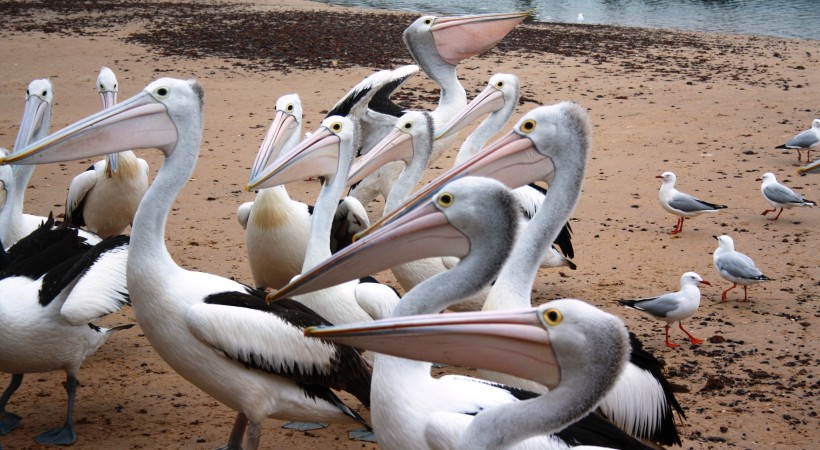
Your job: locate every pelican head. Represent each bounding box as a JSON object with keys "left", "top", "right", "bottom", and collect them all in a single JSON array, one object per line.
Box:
[
  {"left": 14, "top": 79, "right": 53, "bottom": 156},
  {"left": 434, "top": 73, "right": 520, "bottom": 141},
  {"left": 249, "top": 93, "right": 303, "bottom": 180}
]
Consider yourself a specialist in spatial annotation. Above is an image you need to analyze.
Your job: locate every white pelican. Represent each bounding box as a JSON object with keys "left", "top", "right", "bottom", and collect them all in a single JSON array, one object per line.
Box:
[
  {"left": 0, "top": 209, "right": 132, "bottom": 445},
  {"left": 797, "top": 158, "right": 820, "bottom": 175},
  {"left": 713, "top": 234, "right": 773, "bottom": 302},
  {"left": 656, "top": 171, "right": 727, "bottom": 235},
  {"left": 0, "top": 79, "right": 54, "bottom": 247},
  {"left": 348, "top": 11, "right": 529, "bottom": 207},
  {"left": 758, "top": 172, "right": 815, "bottom": 220},
  {"left": 63, "top": 67, "right": 149, "bottom": 238},
  {"left": 272, "top": 176, "right": 651, "bottom": 449},
  {"left": 351, "top": 103, "right": 686, "bottom": 446},
  {"left": 775, "top": 118, "right": 819, "bottom": 162},
  {"left": 247, "top": 115, "right": 400, "bottom": 324},
  {"left": 236, "top": 94, "right": 370, "bottom": 289},
  {"left": 3, "top": 78, "right": 373, "bottom": 450},
  {"left": 619, "top": 272, "right": 710, "bottom": 348}
]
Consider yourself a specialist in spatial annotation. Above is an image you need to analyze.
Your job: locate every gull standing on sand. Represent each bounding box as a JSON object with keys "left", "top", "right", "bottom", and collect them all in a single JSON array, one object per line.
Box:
[
  {"left": 619, "top": 272, "right": 710, "bottom": 348},
  {"left": 758, "top": 172, "right": 815, "bottom": 220},
  {"left": 657, "top": 171, "right": 727, "bottom": 234},
  {"left": 712, "top": 235, "right": 772, "bottom": 302},
  {"left": 775, "top": 118, "right": 819, "bottom": 162}
]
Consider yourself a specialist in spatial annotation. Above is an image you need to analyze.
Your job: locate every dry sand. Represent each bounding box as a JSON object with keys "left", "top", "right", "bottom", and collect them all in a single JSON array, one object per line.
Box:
[{"left": 0, "top": 0, "right": 817, "bottom": 448}]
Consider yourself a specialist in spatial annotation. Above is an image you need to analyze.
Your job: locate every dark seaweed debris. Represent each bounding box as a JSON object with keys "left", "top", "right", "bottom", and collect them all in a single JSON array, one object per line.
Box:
[{"left": 0, "top": 0, "right": 791, "bottom": 84}]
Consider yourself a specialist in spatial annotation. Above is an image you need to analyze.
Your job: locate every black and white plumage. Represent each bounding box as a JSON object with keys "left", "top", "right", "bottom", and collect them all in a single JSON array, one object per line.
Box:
[
  {"left": 63, "top": 67, "right": 150, "bottom": 238},
  {"left": 775, "top": 118, "right": 819, "bottom": 162},
  {"left": 657, "top": 171, "right": 727, "bottom": 235},
  {"left": 713, "top": 234, "right": 773, "bottom": 302},
  {"left": 348, "top": 12, "right": 528, "bottom": 208},
  {"left": 272, "top": 176, "right": 651, "bottom": 449},
  {"left": 619, "top": 272, "right": 710, "bottom": 348},
  {"left": 758, "top": 172, "right": 815, "bottom": 220},
  {"left": 0, "top": 214, "right": 132, "bottom": 445},
  {"left": 2, "top": 78, "right": 373, "bottom": 450}
]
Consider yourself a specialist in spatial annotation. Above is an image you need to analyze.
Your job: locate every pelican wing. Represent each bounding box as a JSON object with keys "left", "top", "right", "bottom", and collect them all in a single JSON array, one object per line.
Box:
[
  {"left": 61, "top": 236, "right": 130, "bottom": 325},
  {"left": 64, "top": 162, "right": 102, "bottom": 228}
]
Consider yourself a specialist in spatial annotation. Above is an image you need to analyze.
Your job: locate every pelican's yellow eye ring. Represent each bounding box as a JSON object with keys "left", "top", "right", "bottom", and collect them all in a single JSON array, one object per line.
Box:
[
  {"left": 424, "top": 17, "right": 433, "bottom": 25},
  {"left": 520, "top": 119, "right": 536, "bottom": 134},
  {"left": 402, "top": 121, "right": 413, "bottom": 130},
  {"left": 495, "top": 80, "right": 505, "bottom": 89},
  {"left": 330, "top": 122, "right": 343, "bottom": 133},
  {"left": 285, "top": 103, "right": 295, "bottom": 112},
  {"left": 437, "top": 192, "right": 454, "bottom": 208},
  {"left": 154, "top": 87, "right": 170, "bottom": 99},
  {"left": 543, "top": 308, "right": 562, "bottom": 326}
]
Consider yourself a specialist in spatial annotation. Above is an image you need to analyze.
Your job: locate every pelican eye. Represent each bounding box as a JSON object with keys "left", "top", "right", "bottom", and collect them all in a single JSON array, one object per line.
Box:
[
  {"left": 520, "top": 119, "right": 536, "bottom": 133},
  {"left": 403, "top": 121, "right": 413, "bottom": 130},
  {"left": 100, "top": 84, "right": 105, "bottom": 90},
  {"left": 26, "top": 89, "right": 29, "bottom": 96},
  {"left": 437, "top": 192, "right": 454, "bottom": 208},
  {"left": 154, "top": 87, "right": 170, "bottom": 98},
  {"left": 543, "top": 308, "right": 562, "bottom": 326},
  {"left": 424, "top": 17, "right": 433, "bottom": 25},
  {"left": 286, "top": 103, "right": 294, "bottom": 112},
  {"left": 495, "top": 80, "right": 504, "bottom": 88},
  {"left": 113, "top": 84, "right": 117, "bottom": 90},
  {"left": 330, "top": 121, "right": 343, "bottom": 133}
]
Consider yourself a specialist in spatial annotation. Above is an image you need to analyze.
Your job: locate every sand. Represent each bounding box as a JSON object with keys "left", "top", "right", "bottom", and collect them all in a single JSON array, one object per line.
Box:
[{"left": 0, "top": 0, "right": 817, "bottom": 448}]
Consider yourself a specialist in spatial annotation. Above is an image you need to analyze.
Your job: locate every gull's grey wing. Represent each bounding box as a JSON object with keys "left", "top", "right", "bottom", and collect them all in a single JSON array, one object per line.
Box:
[
  {"left": 785, "top": 129, "right": 820, "bottom": 149},
  {"left": 668, "top": 191, "right": 724, "bottom": 213},
  {"left": 716, "top": 252, "right": 763, "bottom": 280},
  {"left": 763, "top": 183, "right": 804, "bottom": 204},
  {"left": 629, "top": 293, "right": 680, "bottom": 318}
]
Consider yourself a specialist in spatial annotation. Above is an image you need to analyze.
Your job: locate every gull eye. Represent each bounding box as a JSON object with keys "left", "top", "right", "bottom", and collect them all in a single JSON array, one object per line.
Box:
[
  {"left": 543, "top": 308, "right": 562, "bottom": 326},
  {"left": 330, "top": 122, "right": 343, "bottom": 133},
  {"left": 520, "top": 119, "right": 536, "bottom": 133},
  {"left": 495, "top": 80, "right": 504, "bottom": 88},
  {"left": 437, "top": 192, "right": 454, "bottom": 208},
  {"left": 154, "top": 87, "right": 170, "bottom": 98},
  {"left": 286, "top": 103, "right": 294, "bottom": 112}
]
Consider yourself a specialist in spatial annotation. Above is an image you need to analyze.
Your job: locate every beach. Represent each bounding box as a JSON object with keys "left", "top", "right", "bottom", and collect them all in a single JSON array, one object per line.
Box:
[{"left": 0, "top": 0, "right": 817, "bottom": 448}]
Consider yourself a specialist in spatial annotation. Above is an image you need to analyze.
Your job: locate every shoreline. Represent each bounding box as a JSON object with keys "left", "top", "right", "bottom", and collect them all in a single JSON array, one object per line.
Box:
[{"left": 0, "top": 0, "right": 817, "bottom": 449}]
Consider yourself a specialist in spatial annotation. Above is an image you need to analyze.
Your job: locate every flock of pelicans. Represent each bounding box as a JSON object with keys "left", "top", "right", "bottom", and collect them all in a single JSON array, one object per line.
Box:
[{"left": 0, "top": 10, "right": 816, "bottom": 450}]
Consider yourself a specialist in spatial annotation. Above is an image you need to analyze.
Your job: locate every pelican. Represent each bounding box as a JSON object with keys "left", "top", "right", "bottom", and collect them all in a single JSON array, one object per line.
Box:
[
  {"left": 775, "top": 118, "right": 819, "bottom": 162},
  {"left": 63, "top": 67, "right": 149, "bottom": 238},
  {"left": 797, "top": 158, "right": 820, "bottom": 175},
  {"left": 348, "top": 103, "right": 685, "bottom": 446},
  {"left": 619, "top": 272, "right": 710, "bottom": 348},
  {"left": 271, "top": 176, "right": 651, "bottom": 449},
  {"left": 348, "top": 11, "right": 529, "bottom": 207},
  {"left": 236, "top": 94, "right": 371, "bottom": 290},
  {"left": 656, "top": 171, "right": 727, "bottom": 235},
  {"left": 758, "top": 172, "right": 815, "bottom": 220},
  {"left": 2, "top": 78, "right": 373, "bottom": 450},
  {"left": 308, "top": 300, "right": 634, "bottom": 449},
  {"left": 0, "top": 79, "right": 54, "bottom": 247},
  {"left": 247, "top": 115, "right": 400, "bottom": 324},
  {"left": 0, "top": 208, "right": 132, "bottom": 445},
  {"left": 713, "top": 234, "right": 772, "bottom": 302}
]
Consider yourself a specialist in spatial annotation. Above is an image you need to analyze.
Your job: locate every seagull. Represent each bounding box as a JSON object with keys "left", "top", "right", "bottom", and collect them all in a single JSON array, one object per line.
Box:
[
  {"left": 758, "top": 172, "right": 815, "bottom": 220},
  {"left": 797, "top": 158, "right": 820, "bottom": 175},
  {"left": 619, "top": 272, "right": 710, "bottom": 348},
  {"left": 713, "top": 235, "right": 772, "bottom": 302},
  {"left": 63, "top": 67, "right": 150, "bottom": 238},
  {"left": 657, "top": 171, "right": 727, "bottom": 234},
  {"left": 775, "top": 118, "right": 819, "bottom": 162}
]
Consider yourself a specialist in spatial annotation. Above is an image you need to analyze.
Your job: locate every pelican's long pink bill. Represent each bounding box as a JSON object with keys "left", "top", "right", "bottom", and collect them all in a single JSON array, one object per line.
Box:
[
  {"left": 431, "top": 12, "right": 530, "bottom": 65},
  {"left": 347, "top": 127, "right": 414, "bottom": 187},
  {"left": 13, "top": 87, "right": 51, "bottom": 153},
  {"left": 247, "top": 125, "right": 340, "bottom": 190},
  {"left": 2, "top": 90, "right": 177, "bottom": 166},
  {"left": 434, "top": 81, "right": 507, "bottom": 141},
  {"left": 268, "top": 199, "right": 470, "bottom": 302},
  {"left": 250, "top": 110, "right": 299, "bottom": 180},
  {"left": 305, "top": 306, "right": 561, "bottom": 388}
]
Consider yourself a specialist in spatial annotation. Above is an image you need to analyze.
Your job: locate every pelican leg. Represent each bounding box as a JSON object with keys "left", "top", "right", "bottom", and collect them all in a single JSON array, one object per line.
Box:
[
  {"left": 679, "top": 322, "right": 703, "bottom": 345},
  {"left": 0, "top": 374, "right": 23, "bottom": 435},
  {"left": 721, "top": 283, "right": 737, "bottom": 301},
  {"left": 244, "top": 421, "right": 262, "bottom": 450},
  {"left": 34, "top": 375, "right": 77, "bottom": 445},
  {"left": 664, "top": 324, "right": 679, "bottom": 348},
  {"left": 216, "top": 413, "right": 247, "bottom": 450}
]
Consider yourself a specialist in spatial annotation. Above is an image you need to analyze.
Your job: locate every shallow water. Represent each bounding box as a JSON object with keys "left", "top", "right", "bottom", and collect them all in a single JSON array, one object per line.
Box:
[{"left": 317, "top": 0, "right": 818, "bottom": 41}]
